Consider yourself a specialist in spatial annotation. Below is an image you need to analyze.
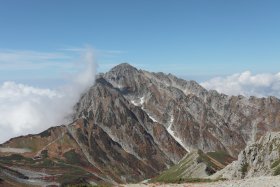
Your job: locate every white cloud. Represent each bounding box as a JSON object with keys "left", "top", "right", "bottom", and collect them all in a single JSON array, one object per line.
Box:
[
  {"left": 0, "top": 48, "right": 97, "bottom": 143},
  {"left": 0, "top": 48, "right": 124, "bottom": 73},
  {"left": 61, "top": 47, "right": 125, "bottom": 56},
  {"left": 201, "top": 71, "right": 280, "bottom": 98}
]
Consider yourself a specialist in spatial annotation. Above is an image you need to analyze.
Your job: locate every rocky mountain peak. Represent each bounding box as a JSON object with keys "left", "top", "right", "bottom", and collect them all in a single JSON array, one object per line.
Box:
[
  {"left": 107, "top": 63, "right": 139, "bottom": 76},
  {"left": 100, "top": 63, "right": 280, "bottom": 157}
]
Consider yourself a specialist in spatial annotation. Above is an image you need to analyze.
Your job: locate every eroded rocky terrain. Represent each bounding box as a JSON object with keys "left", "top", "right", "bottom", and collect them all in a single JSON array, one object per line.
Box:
[{"left": 212, "top": 132, "right": 280, "bottom": 179}]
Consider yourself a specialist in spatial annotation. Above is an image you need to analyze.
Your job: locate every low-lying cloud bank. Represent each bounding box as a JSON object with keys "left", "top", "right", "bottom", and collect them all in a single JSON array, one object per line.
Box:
[
  {"left": 0, "top": 49, "right": 96, "bottom": 143},
  {"left": 201, "top": 71, "right": 280, "bottom": 98},
  {"left": 2, "top": 59, "right": 280, "bottom": 144}
]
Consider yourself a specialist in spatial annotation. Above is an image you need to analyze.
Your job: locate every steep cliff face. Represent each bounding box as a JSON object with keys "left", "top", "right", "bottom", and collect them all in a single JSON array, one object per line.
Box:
[
  {"left": 212, "top": 132, "right": 280, "bottom": 179},
  {"left": 72, "top": 77, "right": 186, "bottom": 165},
  {"left": 65, "top": 78, "right": 187, "bottom": 183},
  {"left": 101, "top": 63, "right": 280, "bottom": 157}
]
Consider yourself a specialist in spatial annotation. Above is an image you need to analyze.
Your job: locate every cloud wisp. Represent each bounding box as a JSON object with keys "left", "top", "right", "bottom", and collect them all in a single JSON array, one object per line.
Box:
[
  {"left": 0, "top": 48, "right": 97, "bottom": 143},
  {"left": 0, "top": 49, "right": 73, "bottom": 70},
  {"left": 201, "top": 71, "right": 280, "bottom": 98}
]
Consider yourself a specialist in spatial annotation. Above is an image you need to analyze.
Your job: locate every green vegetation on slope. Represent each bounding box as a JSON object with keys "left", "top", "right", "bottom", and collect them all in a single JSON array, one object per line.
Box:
[
  {"left": 272, "top": 158, "right": 280, "bottom": 176},
  {"left": 0, "top": 153, "right": 94, "bottom": 185},
  {"left": 63, "top": 149, "right": 83, "bottom": 165},
  {"left": 197, "top": 150, "right": 219, "bottom": 173},
  {"left": 274, "top": 166, "right": 280, "bottom": 176},
  {"left": 207, "top": 151, "right": 235, "bottom": 166},
  {"left": 151, "top": 150, "right": 228, "bottom": 183},
  {"left": 0, "top": 154, "right": 36, "bottom": 165},
  {"left": 240, "top": 162, "right": 249, "bottom": 177},
  {"left": 271, "top": 158, "right": 280, "bottom": 168},
  {"left": 151, "top": 153, "right": 193, "bottom": 183}
]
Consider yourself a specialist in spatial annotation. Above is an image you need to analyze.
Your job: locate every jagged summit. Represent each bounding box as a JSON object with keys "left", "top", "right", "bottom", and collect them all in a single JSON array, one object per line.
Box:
[
  {"left": 108, "top": 62, "right": 138, "bottom": 75},
  {"left": 89, "top": 63, "right": 280, "bottom": 157},
  {"left": 112, "top": 62, "right": 136, "bottom": 68}
]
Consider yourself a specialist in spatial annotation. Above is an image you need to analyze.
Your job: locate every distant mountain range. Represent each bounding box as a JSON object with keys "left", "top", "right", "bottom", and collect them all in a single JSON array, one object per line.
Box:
[{"left": 1, "top": 63, "right": 280, "bottom": 186}]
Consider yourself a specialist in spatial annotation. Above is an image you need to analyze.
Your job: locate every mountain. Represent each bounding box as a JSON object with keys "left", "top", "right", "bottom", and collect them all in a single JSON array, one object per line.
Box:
[
  {"left": 1, "top": 63, "right": 280, "bottom": 185},
  {"left": 101, "top": 63, "right": 280, "bottom": 157}
]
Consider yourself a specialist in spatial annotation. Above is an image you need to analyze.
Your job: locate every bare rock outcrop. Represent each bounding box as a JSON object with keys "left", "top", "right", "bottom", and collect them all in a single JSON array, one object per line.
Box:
[{"left": 212, "top": 132, "right": 280, "bottom": 179}]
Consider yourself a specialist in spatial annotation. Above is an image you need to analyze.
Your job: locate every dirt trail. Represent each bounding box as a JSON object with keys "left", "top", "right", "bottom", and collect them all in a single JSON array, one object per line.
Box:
[{"left": 123, "top": 176, "right": 280, "bottom": 187}]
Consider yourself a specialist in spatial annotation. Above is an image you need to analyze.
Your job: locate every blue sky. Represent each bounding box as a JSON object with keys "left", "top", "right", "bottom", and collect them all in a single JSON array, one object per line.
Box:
[{"left": 0, "top": 0, "right": 280, "bottom": 85}]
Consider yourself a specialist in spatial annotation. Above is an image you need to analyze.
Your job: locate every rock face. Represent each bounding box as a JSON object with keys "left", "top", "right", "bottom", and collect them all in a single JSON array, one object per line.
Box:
[
  {"left": 100, "top": 63, "right": 280, "bottom": 157},
  {"left": 1, "top": 63, "right": 280, "bottom": 185},
  {"left": 212, "top": 132, "right": 280, "bottom": 179}
]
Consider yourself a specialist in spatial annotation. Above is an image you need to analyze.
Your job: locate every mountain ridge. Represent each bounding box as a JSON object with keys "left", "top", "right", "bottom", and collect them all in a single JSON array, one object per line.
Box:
[{"left": 1, "top": 63, "right": 280, "bottom": 185}]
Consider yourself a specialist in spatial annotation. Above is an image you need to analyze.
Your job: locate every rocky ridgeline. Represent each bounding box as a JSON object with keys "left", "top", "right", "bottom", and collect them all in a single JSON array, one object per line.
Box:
[{"left": 100, "top": 63, "right": 280, "bottom": 157}]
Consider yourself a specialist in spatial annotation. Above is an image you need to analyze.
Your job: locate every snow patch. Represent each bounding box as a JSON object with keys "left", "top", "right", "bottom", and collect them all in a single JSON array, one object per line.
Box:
[
  {"left": 131, "top": 100, "right": 138, "bottom": 106},
  {"left": 130, "top": 96, "right": 145, "bottom": 107},
  {"left": 146, "top": 112, "right": 158, "bottom": 122},
  {"left": 116, "top": 84, "right": 123, "bottom": 89},
  {"left": 166, "top": 115, "right": 190, "bottom": 152},
  {"left": 130, "top": 96, "right": 158, "bottom": 122},
  {"left": 140, "top": 178, "right": 151, "bottom": 184},
  {"left": 140, "top": 96, "right": 145, "bottom": 105}
]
